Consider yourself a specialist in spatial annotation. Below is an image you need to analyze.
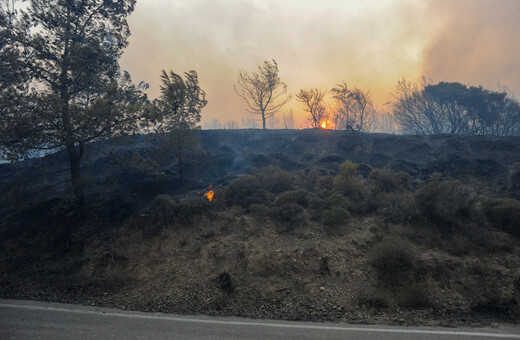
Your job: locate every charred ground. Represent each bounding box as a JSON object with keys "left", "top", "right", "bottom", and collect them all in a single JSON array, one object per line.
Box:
[{"left": 1, "top": 129, "right": 519, "bottom": 327}]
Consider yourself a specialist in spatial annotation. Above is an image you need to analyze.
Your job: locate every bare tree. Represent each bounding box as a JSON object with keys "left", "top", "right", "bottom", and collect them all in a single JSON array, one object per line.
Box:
[
  {"left": 331, "top": 82, "right": 372, "bottom": 131},
  {"left": 234, "top": 59, "right": 292, "bottom": 129},
  {"left": 296, "top": 89, "right": 327, "bottom": 128}
]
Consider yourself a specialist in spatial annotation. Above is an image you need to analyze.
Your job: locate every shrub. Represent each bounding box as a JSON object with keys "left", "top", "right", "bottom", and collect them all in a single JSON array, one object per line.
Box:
[
  {"left": 150, "top": 194, "right": 177, "bottom": 226},
  {"left": 270, "top": 203, "right": 305, "bottom": 224},
  {"left": 414, "top": 179, "right": 476, "bottom": 230},
  {"left": 369, "top": 169, "right": 410, "bottom": 193},
  {"left": 223, "top": 175, "right": 271, "bottom": 209},
  {"left": 308, "top": 197, "right": 326, "bottom": 220},
  {"left": 150, "top": 194, "right": 204, "bottom": 226},
  {"left": 368, "top": 238, "right": 416, "bottom": 286},
  {"left": 397, "top": 284, "right": 431, "bottom": 308},
  {"left": 249, "top": 203, "right": 271, "bottom": 217},
  {"left": 274, "top": 190, "right": 311, "bottom": 207},
  {"left": 322, "top": 206, "right": 349, "bottom": 226},
  {"left": 255, "top": 166, "right": 294, "bottom": 194},
  {"left": 482, "top": 198, "right": 520, "bottom": 237}
]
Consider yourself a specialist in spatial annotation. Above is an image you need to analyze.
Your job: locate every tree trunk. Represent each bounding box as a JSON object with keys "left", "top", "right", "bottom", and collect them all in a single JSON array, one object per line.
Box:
[
  {"left": 66, "top": 142, "right": 85, "bottom": 206},
  {"left": 178, "top": 152, "right": 183, "bottom": 184},
  {"left": 262, "top": 111, "right": 266, "bottom": 129}
]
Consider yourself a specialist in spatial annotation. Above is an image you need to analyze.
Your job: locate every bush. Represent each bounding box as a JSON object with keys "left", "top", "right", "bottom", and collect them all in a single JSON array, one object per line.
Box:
[
  {"left": 368, "top": 238, "right": 416, "bottom": 286},
  {"left": 255, "top": 166, "right": 294, "bottom": 194},
  {"left": 275, "top": 190, "right": 311, "bottom": 207},
  {"left": 414, "top": 179, "right": 476, "bottom": 230},
  {"left": 397, "top": 284, "right": 431, "bottom": 308},
  {"left": 150, "top": 194, "right": 204, "bottom": 226},
  {"left": 482, "top": 198, "right": 520, "bottom": 237},
  {"left": 270, "top": 203, "right": 305, "bottom": 224},
  {"left": 322, "top": 206, "right": 349, "bottom": 226},
  {"left": 308, "top": 197, "right": 326, "bottom": 220},
  {"left": 223, "top": 175, "right": 271, "bottom": 209},
  {"left": 369, "top": 169, "right": 410, "bottom": 193}
]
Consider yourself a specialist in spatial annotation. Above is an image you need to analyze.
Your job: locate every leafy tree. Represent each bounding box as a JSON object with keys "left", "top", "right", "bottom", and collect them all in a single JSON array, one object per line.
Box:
[
  {"left": 0, "top": 0, "right": 145, "bottom": 204},
  {"left": 296, "top": 88, "right": 327, "bottom": 128},
  {"left": 152, "top": 70, "right": 207, "bottom": 183},
  {"left": 391, "top": 79, "right": 520, "bottom": 136},
  {"left": 234, "top": 59, "right": 291, "bottom": 129}
]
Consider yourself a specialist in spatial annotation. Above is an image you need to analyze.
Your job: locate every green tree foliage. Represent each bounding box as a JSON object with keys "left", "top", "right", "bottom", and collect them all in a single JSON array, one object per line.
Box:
[
  {"left": 234, "top": 59, "right": 292, "bottom": 130},
  {"left": 0, "top": 0, "right": 147, "bottom": 204},
  {"left": 152, "top": 70, "right": 207, "bottom": 183},
  {"left": 391, "top": 79, "right": 520, "bottom": 136}
]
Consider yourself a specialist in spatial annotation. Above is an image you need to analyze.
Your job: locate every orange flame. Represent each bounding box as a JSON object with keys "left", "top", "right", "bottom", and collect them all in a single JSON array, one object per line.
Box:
[
  {"left": 321, "top": 121, "right": 327, "bottom": 129},
  {"left": 204, "top": 185, "right": 214, "bottom": 202}
]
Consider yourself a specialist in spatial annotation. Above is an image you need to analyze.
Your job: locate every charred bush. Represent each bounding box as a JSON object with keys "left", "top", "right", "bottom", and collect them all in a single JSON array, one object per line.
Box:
[{"left": 482, "top": 198, "right": 520, "bottom": 237}]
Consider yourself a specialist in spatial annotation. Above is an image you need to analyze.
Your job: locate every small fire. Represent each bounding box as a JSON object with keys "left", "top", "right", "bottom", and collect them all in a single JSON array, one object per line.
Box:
[
  {"left": 321, "top": 121, "right": 327, "bottom": 129},
  {"left": 204, "top": 185, "right": 214, "bottom": 202}
]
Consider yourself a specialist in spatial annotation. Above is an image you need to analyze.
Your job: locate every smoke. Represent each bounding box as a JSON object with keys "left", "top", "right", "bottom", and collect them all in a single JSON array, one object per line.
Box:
[
  {"left": 120, "top": 0, "right": 435, "bottom": 127},
  {"left": 422, "top": 0, "right": 520, "bottom": 98}
]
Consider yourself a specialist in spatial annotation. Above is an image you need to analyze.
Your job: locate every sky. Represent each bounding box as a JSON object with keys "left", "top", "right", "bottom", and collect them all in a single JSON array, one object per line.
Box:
[{"left": 119, "top": 0, "right": 520, "bottom": 128}]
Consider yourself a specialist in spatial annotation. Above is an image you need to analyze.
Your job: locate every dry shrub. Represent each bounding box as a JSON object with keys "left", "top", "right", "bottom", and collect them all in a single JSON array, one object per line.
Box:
[
  {"left": 369, "top": 168, "right": 410, "bottom": 193},
  {"left": 414, "top": 179, "right": 476, "bottom": 230},
  {"left": 482, "top": 198, "right": 520, "bottom": 238},
  {"left": 368, "top": 238, "right": 416, "bottom": 286},
  {"left": 274, "top": 189, "right": 311, "bottom": 207}
]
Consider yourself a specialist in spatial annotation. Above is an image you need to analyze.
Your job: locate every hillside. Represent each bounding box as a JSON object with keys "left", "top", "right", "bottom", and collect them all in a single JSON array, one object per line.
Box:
[{"left": 0, "top": 129, "right": 519, "bottom": 326}]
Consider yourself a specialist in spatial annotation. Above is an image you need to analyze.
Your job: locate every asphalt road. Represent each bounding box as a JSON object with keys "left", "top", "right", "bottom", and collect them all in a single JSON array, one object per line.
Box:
[{"left": 1, "top": 299, "right": 519, "bottom": 340}]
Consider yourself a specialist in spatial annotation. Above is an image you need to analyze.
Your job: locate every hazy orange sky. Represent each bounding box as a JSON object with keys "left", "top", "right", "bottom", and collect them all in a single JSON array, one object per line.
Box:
[{"left": 119, "top": 0, "right": 520, "bottom": 128}]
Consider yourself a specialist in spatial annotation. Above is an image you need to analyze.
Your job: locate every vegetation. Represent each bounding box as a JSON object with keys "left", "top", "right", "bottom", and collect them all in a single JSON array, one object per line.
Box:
[
  {"left": 234, "top": 59, "right": 292, "bottom": 130},
  {"left": 0, "top": 0, "right": 145, "bottom": 204},
  {"left": 151, "top": 70, "right": 207, "bottom": 183},
  {"left": 391, "top": 79, "right": 520, "bottom": 136}
]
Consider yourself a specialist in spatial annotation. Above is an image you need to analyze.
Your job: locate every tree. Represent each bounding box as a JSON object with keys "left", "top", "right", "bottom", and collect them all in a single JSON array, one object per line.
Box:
[
  {"left": 0, "top": 0, "right": 144, "bottom": 205},
  {"left": 296, "top": 89, "right": 327, "bottom": 128},
  {"left": 391, "top": 79, "right": 520, "bottom": 136},
  {"left": 234, "top": 59, "right": 291, "bottom": 129},
  {"left": 152, "top": 70, "right": 207, "bottom": 183},
  {"left": 331, "top": 82, "right": 373, "bottom": 131}
]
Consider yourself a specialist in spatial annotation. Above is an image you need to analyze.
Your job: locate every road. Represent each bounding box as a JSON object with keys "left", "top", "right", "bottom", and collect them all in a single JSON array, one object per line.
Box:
[{"left": 1, "top": 299, "right": 519, "bottom": 339}]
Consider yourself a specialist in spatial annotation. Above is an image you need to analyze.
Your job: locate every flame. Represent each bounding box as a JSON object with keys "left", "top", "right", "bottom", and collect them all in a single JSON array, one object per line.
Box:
[
  {"left": 321, "top": 121, "right": 327, "bottom": 129},
  {"left": 204, "top": 185, "right": 214, "bottom": 202}
]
